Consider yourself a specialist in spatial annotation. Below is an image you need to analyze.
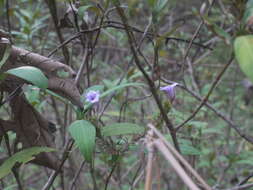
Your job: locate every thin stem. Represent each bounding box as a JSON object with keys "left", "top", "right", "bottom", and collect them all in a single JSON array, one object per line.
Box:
[
  {"left": 176, "top": 55, "right": 234, "bottom": 131},
  {"left": 70, "top": 161, "right": 86, "bottom": 190},
  {"left": 112, "top": 0, "right": 181, "bottom": 152},
  {"left": 41, "top": 139, "right": 74, "bottom": 190}
]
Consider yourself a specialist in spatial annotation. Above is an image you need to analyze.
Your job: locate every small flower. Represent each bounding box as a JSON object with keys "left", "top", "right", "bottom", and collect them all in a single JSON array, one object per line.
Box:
[
  {"left": 85, "top": 90, "right": 100, "bottom": 104},
  {"left": 160, "top": 83, "right": 178, "bottom": 102}
]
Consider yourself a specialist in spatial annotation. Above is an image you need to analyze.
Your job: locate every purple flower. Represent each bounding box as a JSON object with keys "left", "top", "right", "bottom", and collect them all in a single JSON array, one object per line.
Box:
[
  {"left": 160, "top": 83, "right": 178, "bottom": 102},
  {"left": 85, "top": 90, "right": 100, "bottom": 104}
]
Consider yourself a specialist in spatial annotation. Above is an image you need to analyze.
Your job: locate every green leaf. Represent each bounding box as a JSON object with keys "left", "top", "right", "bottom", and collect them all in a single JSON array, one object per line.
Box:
[
  {"left": 6, "top": 66, "right": 48, "bottom": 89},
  {"left": 234, "top": 35, "right": 253, "bottom": 83},
  {"left": 101, "top": 123, "right": 145, "bottom": 137},
  {"left": 68, "top": 120, "right": 96, "bottom": 163},
  {"left": 0, "top": 147, "right": 55, "bottom": 179}
]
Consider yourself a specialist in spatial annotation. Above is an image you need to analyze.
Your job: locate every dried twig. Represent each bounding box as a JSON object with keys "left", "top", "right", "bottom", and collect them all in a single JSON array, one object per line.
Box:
[
  {"left": 148, "top": 124, "right": 212, "bottom": 190},
  {"left": 154, "top": 139, "right": 200, "bottom": 190},
  {"left": 144, "top": 130, "right": 155, "bottom": 190}
]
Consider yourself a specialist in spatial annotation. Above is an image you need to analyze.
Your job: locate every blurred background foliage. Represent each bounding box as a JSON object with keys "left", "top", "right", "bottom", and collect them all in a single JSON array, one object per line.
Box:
[{"left": 1, "top": 0, "right": 253, "bottom": 189}]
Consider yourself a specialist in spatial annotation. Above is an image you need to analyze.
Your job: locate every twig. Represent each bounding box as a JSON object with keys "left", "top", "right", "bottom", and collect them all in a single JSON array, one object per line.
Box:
[
  {"left": 41, "top": 139, "right": 74, "bottom": 190},
  {"left": 223, "top": 183, "right": 253, "bottom": 190},
  {"left": 129, "top": 169, "right": 145, "bottom": 190},
  {"left": 148, "top": 124, "right": 212, "bottom": 190},
  {"left": 47, "top": 22, "right": 212, "bottom": 58},
  {"left": 104, "top": 159, "right": 118, "bottom": 190},
  {"left": 70, "top": 161, "right": 86, "bottom": 190},
  {"left": 45, "top": 0, "right": 70, "bottom": 64},
  {"left": 161, "top": 78, "right": 253, "bottom": 144},
  {"left": 176, "top": 55, "right": 234, "bottom": 131},
  {"left": 238, "top": 172, "right": 253, "bottom": 186},
  {"left": 180, "top": 0, "right": 216, "bottom": 80},
  {"left": 0, "top": 85, "right": 22, "bottom": 107},
  {"left": 0, "top": 123, "right": 23, "bottom": 190},
  {"left": 112, "top": 0, "right": 181, "bottom": 152},
  {"left": 154, "top": 139, "right": 200, "bottom": 190},
  {"left": 105, "top": 20, "right": 212, "bottom": 50},
  {"left": 145, "top": 130, "right": 155, "bottom": 190},
  {"left": 90, "top": 164, "right": 98, "bottom": 190},
  {"left": 74, "top": 48, "right": 88, "bottom": 85},
  {"left": 5, "top": 0, "right": 12, "bottom": 43}
]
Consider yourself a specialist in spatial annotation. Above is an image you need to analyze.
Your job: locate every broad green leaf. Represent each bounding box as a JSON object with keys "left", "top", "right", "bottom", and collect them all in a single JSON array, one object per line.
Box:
[
  {"left": 0, "top": 147, "right": 55, "bottom": 179},
  {"left": 68, "top": 120, "right": 96, "bottom": 163},
  {"left": 6, "top": 66, "right": 48, "bottom": 89},
  {"left": 234, "top": 35, "right": 253, "bottom": 83},
  {"left": 0, "top": 39, "right": 11, "bottom": 69},
  {"left": 101, "top": 123, "right": 145, "bottom": 137}
]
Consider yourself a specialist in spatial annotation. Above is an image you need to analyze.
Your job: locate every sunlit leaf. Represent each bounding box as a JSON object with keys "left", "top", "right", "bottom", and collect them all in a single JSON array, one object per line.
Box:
[
  {"left": 6, "top": 66, "right": 48, "bottom": 89},
  {"left": 68, "top": 120, "right": 96, "bottom": 163}
]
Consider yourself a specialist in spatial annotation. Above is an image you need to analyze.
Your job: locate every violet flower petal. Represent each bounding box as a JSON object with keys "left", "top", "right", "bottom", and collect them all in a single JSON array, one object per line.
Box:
[
  {"left": 85, "top": 90, "right": 100, "bottom": 104},
  {"left": 160, "top": 83, "right": 178, "bottom": 102}
]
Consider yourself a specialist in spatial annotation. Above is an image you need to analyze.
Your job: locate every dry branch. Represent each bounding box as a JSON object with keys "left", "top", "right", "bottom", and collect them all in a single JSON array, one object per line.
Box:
[{"left": 0, "top": 43, "right": 83, "bottom": 170}]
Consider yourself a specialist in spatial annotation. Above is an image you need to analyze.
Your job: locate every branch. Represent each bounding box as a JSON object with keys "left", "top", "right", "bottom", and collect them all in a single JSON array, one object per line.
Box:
[
  {"left": 1, "top": 45, "right": 83, "bottom": 108},
  {"left": 112, "top": 0, "right": 181, "bottom": 152},
  {"left": 176, "top": 55, "right": 234, "bottom": 131}
]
